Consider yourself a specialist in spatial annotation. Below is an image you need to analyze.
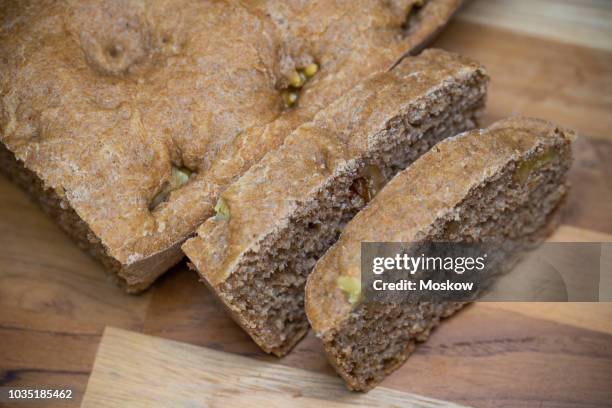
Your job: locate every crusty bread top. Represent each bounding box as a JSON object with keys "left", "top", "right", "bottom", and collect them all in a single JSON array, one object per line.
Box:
[
  {"left": 305, "top": 117, "right": 576, "bottom": 336},
  {"left": 182, "top": 49, "right": 486, "bottom": 287},
  {"left": 0, "top": 0, "right": 462, "bottom": 268}
]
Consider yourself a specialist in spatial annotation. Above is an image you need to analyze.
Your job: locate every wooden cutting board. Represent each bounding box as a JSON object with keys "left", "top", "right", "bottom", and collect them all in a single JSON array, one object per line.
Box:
[
  {"left": 1, "top": 1, "right": 611, "bottom": 407},
  {"left": 81, "top": 327, "right": 468, "bottom": 408}
]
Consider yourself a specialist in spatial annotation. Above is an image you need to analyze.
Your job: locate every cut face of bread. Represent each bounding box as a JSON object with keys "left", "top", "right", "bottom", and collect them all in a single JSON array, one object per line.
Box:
[
  {"left": 305, "top": 117, "right": 575, "bottom": 390},
  {"left": 182, "top": 49, "right": 488, "bottom": 356},
  {"left": 0, "top": 0, "right": 463, "bottom": 292}
]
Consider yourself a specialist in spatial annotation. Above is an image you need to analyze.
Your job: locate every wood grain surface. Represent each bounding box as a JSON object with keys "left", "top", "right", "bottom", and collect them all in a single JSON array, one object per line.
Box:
[
  {"left": 82, "top": 327, "right": 468, "bottom": 408},
  {"left": 1, "top": 1, "right": 611, "bottom": 407},
  {"left": 456, "top": 0, "right": 612, "bottom": 52}
]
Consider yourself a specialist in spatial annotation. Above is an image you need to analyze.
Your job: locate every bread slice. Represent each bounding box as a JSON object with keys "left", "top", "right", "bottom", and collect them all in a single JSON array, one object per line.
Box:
[
  {"left": 305, "top": 117, "right": 575, "bottom": 390},
  {"left": 182, "top": 49, "right": 488, "bottom": 356},
  {"left": 0, "top": 0, "right": 463, "bottom": 292}
]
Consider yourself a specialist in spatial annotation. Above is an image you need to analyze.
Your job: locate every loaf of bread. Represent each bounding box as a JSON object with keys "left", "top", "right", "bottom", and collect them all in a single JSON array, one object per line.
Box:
[
  {"left": 0, "top": 0, "right": 462, "bottom": 292},
  {"left": 305, "top": 117, "right": 575, "bottom": 390},
  {"left": 182, "top": 49, "right": 488, "bottom": 356}
]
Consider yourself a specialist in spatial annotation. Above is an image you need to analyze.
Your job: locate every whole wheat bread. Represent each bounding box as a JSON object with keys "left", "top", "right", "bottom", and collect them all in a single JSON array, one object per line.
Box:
[{"left": 0, "top": 0, "right": 462, "bottom": 292}]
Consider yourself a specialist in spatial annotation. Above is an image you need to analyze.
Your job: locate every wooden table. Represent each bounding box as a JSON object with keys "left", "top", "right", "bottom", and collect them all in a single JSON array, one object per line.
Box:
[{"left": 1, "top": 1, "right": 611, "bottom": 407}]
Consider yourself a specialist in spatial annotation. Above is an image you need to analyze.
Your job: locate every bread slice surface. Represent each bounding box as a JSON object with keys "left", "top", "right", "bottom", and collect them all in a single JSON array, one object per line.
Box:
[{"left": 305, "top": 117, "right": 575, "bottom": 390}]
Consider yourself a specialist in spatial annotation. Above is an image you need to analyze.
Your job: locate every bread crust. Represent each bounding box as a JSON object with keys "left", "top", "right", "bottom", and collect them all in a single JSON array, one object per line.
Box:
[{"left": 0, "top": 0, "right": 462, "bottom": 290}]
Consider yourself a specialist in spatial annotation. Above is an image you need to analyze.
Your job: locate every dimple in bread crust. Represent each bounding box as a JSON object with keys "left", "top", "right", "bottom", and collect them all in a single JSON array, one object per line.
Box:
[
  {"left": 305, "top": 117, "right": 575, "bottom": 390},
  {"left": 0, "top": 0, "right": 463, "bottom": 291},
  {"left": 183, "top": 49, "right": 489, "bottom": 356}
]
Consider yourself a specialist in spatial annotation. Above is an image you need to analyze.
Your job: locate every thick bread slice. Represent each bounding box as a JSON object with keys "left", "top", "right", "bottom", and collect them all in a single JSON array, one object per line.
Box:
[
  {"left": 182, "top": 49, "right": 488, "bottom": 356},
  {"left": 0, "top": 0, "right": 462, "bottom": 292},
  {"left": 305, "top": 117, "right": 575, "bottom": 390}
]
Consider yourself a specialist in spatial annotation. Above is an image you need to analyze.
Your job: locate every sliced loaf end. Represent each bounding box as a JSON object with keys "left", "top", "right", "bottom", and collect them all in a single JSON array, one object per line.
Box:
[{"left": 305, "top": 117, "right": 575, "bottom": 390}]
